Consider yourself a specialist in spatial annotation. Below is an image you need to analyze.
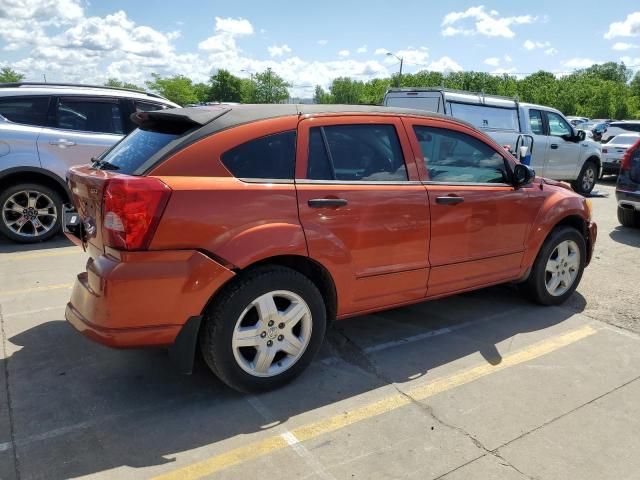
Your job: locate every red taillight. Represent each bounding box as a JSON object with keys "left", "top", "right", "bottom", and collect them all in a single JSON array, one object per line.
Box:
[
  {"left": 620, "top": 139, "right": 640, "bottom": 172},
  {"left": 102, "top": 176, "right": 171, "bottom": 251}
]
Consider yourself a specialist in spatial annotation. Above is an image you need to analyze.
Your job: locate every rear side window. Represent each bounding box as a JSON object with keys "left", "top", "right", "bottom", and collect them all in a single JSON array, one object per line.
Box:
[
  {"left": 98, "top": 129, "right": 179, "bottom": 174},
  {"left": 0, "top": 96, "right": 50, "bottom": 127},
  {"left": 56, "top": 98, "right": 124, "bottom": 135},
  {"left": 529, "top": 110, "right": 544, "bottom": 135},
  {"left": 221, "top": 131, "right": 296, "bottom": 180},
  {"left": 414, "top": 126, "right": 509, "bottom": 184},
  {"left": 447, "top": 103, "right": 519, "bottom": 131},
  {"left": 307, "top": 124, "right": 407, "bottom": 181},
  {"left": 135, "top": 101, "right": 168, "bottom": 112}
]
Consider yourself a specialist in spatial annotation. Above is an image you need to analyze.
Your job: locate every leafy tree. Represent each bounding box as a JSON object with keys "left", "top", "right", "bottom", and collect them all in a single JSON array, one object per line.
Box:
[
  {"left": 313, "top": 85, "right": 332, "bottom": 104},
  {"left": 193, "top": 82, "right": 211, "bottom": 103},
  {"left": 145, "top": 73, "right": 198, "bottom": 106},
  {"left": 329, "top": 77, "right": 364, "bottom": 104},
  {"left": 0, "top": 67, "right": 25, "bottom": 83},
  {"left": 251, "top": 68, "right": 290, "bottom": 103},
  {"left": 240, "top": 78, "right": 257, "bottom": 103},
  {"left": 104, "top": 78, "right": 143, "bottom": 90},
  {"left": 210, "top": 69, "right": 242, "bottom": 102}
]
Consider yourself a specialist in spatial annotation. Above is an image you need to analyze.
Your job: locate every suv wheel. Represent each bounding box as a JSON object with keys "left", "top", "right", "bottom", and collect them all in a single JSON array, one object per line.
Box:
[
  {"left": 199, "top": 266, "right": 327, "bottom": 393},
  {"left": 521, "top": 226, "right": 586, "bottom": 306},
  {"left": 617, "top": 205, "right": 639, "bottom": 228},
  {"left": 572, "top": 160, "right": 597, "bottom": 195},
  {"left": 0, "top": 183, "right": 62, "bottom": 243}
]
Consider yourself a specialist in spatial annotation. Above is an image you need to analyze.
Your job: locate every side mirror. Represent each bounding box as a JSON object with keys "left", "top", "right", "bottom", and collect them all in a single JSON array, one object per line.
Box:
[
  {"left": 513, "top": 163, "right": 535, "bottom": 186},
  {"left": 577, "top": 130, "right": 586, "bottom": 141}
]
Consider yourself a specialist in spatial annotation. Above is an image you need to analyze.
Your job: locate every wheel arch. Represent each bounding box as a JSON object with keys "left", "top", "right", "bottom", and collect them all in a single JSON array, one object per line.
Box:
[{"left": 0, "top": 167, "right": 71, "bottom": 202}]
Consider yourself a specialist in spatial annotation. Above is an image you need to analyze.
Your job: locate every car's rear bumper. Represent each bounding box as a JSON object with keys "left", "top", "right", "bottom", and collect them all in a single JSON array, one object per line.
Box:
[{"left": 65, "top": 249, "right": 235, "bottom": 348}]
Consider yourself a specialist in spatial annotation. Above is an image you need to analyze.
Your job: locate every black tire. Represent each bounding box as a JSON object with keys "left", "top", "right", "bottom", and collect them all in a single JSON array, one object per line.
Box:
[
  {"left": 572, "top": 160, "right": 597, "bottom": 195},
  {"left": 520, "top": 226, "right": 586, "bottom": 306},
  {"left": 0, "top": 183, "right": 63, "bottom": 243},
  {"left": 617, "top": 206, "right": 639, "bottom": 228},
  {"left": 199, "top": 266, "right": 327, "bottom": 393}
]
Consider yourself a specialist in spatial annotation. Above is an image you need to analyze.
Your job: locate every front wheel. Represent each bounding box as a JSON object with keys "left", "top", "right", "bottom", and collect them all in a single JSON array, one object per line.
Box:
[
  {"left": 521, "top": 226, "right": 586, "bottom": 306},
  {"left": 572, "top": 160, "right": 597, "bottom": 195},
  {"left": 199, "top": 266, "right": 327, "bottom": 393}
]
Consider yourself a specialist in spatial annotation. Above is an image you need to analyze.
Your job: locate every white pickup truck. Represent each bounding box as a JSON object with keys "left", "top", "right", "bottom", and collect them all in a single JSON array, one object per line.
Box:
[{"left": 384, "top": 88, "right": 602, "bottom": 194}]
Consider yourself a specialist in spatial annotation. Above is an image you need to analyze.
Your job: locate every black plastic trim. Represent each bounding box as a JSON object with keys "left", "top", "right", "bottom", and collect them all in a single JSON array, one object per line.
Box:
[{"left": 168, "top": 315, "right": 203, "bottom": 375}]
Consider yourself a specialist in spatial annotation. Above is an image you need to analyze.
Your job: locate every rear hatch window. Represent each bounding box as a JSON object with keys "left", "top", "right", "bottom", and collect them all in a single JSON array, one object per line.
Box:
[{"left": 95, "top": 129, "right": 179, "bottom": 175}]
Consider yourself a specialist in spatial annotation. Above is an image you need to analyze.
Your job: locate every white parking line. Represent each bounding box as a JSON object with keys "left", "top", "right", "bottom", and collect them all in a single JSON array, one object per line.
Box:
[{"left": 1, "top": 305, "right": 66, "bottom": 319}]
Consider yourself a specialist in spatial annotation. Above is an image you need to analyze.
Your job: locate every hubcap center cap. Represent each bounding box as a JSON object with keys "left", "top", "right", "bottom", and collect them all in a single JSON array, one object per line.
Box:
[{"left": 266, "top": 325, "right": 278, "bottom": 339}]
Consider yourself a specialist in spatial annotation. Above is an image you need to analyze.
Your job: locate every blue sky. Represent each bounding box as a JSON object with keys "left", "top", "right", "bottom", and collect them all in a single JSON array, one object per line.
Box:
[{"left": 1, "top": 1, "right": 639, "bottom": 96}]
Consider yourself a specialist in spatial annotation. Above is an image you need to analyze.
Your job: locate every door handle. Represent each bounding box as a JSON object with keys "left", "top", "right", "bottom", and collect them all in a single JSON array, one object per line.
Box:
[
  {"left": 550, "top": 144, "right": 559, "bottom": 149},
  {"left": 50, "top": 139, "right": 76, "bottom": 147},
  {"left": 308, "top": 198, "right": 348, "bottom": 208},
  {"left": 435, "top": 195, "right": 464, "bottom": 205}
]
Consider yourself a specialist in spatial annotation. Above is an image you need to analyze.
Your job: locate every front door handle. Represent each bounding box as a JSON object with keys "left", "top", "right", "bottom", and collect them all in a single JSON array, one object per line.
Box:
[
  {"left": 308, "top": 198, "right": 348, "bottom": 208},
  {"left": 550, "top": 143, "right": 559, "bottom": 149},
  {"left": 436, "top": 195, "right": 464, "bottom": 205},
  {"left": 50, "top": 139, "right": 77, "bottom": 147}
]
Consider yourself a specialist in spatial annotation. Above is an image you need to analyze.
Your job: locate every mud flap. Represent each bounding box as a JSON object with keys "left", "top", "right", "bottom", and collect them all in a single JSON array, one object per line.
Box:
[{"left": 168, "top": 315, "right": 203, "bottom": 374}]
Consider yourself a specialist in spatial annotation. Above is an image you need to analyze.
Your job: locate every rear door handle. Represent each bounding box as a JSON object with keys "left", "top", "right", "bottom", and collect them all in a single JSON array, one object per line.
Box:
[
  {"left": 550, "top": 144, "right": 559, "bottom": 149},
  {"left": 308, "top": 198, "right": 348, "bottom": 208},
  {"left": 436, "top": 195, "right": 464, "bottom": 205},
  {"left": 50, "top": 139, "right": 76, "bottom": 147}
]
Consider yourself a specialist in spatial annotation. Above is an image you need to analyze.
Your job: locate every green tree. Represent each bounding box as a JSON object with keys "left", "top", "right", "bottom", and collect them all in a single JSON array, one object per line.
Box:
[
  {"left": 329, "top": 77, "right": 364, "bottom": 104},
  {"left": 0, "top": 67, "right": 25, "bottom": 83},
  {"left": 104, "top": 78, "right": 143, "bottom": 91},
  {"left": 193, "top": 82, "right": 211, "bottom": 103},
  {"left": 145, "top": 73, "right": 198, "bottom": 106},
  {"left": 251, "top": 68, "right": 290, "bottom": 103},
  {"left": 240, "top": 78, "right": 257, "bottom": 103},
  {"left": 313, "top": 85, "right": 333, "bottom": 104},
  {"left": 210, "top": 69, "right": 242, "bottom": 102}
]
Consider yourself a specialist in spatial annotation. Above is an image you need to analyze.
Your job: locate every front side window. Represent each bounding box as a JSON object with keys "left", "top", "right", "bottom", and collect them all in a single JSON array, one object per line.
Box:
[
  {"left": 307, "top": 124, "right": 407, "bottom": 181},
  {"left": 221, "top": 130, "right": 296, "bottom": 180},
  {"left": 413, "top": 126, "right": 509, "bottom": 184},
  {"left": 0, "top": 96, "right": 50, "bottom": 127},
  {"left": 529, "top": 109, "right": 544, "bottom": 135},
  {"left": 56, "top": 99, "right": 124, "bottom": 134},
  {"left": 547, "top": 112, "right": 572, "bottom": 137}
]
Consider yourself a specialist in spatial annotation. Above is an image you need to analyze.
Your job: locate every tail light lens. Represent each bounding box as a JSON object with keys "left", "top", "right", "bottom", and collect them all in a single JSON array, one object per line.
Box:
[
  {"left": 620, "top": 139, "right": 640, "bottom": 172},
  {"left": 102, "top": 176, "right": 171, "bottom": 251}
]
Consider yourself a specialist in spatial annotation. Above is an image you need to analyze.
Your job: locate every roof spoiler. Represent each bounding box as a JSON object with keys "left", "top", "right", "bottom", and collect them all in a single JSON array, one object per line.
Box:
[{"left": 130, "top": 106, "right": 231, "bottom": 133}]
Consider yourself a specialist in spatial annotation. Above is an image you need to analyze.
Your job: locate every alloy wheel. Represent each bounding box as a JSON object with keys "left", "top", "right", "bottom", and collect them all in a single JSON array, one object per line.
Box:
[
  {"left": 582, "top": 166, "right": 595, "bottom": 192},
  {"left": 544, "top": 240, "right": 580, "bottom": 296},
  {"left": 2, "top": 190, "right": 58, "bottom": 238}
]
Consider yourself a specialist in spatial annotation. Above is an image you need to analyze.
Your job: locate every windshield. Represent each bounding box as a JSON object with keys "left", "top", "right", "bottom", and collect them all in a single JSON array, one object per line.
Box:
[
  {"left": 96, "top": 129, "right": 179, "bottom": 174},
  {"left": 610, "top": 136, "right": 640, "bottom": 147}
]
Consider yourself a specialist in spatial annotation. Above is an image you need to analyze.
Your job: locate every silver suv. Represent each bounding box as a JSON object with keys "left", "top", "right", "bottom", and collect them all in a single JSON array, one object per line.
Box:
[{"left": 0, "top": 82, "right": 178, "bottom": 243}]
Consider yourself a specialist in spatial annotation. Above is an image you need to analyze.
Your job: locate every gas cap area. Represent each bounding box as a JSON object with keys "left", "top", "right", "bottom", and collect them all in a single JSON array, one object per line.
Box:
[{"left": 0, "top": 141, "right": 9, "bottom": 157}]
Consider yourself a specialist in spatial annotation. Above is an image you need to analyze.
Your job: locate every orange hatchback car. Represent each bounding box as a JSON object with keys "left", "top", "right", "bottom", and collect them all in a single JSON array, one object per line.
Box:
[{"left": 64, "top": 104, "right": 597, "bottom": 392}]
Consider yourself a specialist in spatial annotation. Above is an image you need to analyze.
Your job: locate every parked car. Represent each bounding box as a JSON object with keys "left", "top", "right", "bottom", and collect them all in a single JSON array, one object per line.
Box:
[
  {"left": 602, "top": 120, "right": 640, "bottom": 144},
  {"left": 63, "top": 104, "right": 597, "bottom": 392},
  {"left": 572, "top": 121, "right": 607, "bottom": 142},
  {"left": 567, "top": 116, "right": 589, "bottom": 126},
  {"left": 383, "top": 88, "right": 602, "bottom": 195},
  {"left": 602, "top": 133, "right": 640, "bottom": 175},
  {"left": 0, "top": 82, "right": 178, "bottom": 243},
  {"left": 616, "top": 138, "right": 640, "bottom": 228}
]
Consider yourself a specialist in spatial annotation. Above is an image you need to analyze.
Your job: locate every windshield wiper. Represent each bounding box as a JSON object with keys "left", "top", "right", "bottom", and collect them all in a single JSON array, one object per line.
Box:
[{"left": 91, "top": 157, "right": 120, "bottom": 171}]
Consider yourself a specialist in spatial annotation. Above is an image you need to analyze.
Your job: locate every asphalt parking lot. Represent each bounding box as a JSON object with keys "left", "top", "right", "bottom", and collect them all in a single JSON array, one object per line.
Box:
[{"left": 1, "top": 179, "right": 639, "bottom": 480}]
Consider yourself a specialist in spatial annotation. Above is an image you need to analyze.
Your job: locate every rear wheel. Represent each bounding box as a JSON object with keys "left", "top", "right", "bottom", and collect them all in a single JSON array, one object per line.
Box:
[
  {"left": 618, "top": 206, "right": 639, "bottom": 228},
  {"left": 572, "top": 160, "right": 597, "bottom": 195},
  {"left": 199, "top": 266, "right": 326, "bottom": 393},
  {"left": 521, "top": 226, "right": 586, "bottom": 306},
  {"left": 0, "top": 183, "right": 62, "bottom": 243}
]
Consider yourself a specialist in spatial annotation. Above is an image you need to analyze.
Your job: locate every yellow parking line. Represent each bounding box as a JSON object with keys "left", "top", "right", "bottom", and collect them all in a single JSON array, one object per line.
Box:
[
  {"left": 152, "top": 324, "right": 597, "bottom": 480},
  {"left": 0, "top": 283, "right": 73, "bottom": 298},
  {"left": 0, "top": 248, "right": 81, "bottom": 262}
]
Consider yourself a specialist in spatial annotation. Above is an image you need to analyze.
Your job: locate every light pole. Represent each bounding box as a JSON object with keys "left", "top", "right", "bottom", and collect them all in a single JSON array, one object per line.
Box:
[{"left": 386, "top": 52, "right": 403, "bottom": 87}]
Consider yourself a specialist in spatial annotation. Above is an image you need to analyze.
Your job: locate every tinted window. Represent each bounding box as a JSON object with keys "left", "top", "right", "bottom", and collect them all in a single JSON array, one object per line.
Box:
[
  {"left": 529, "top": 109, "right": 544, "bottom": 135},
  {"left": 0, "top": 96, "right": 50, "bottom": 127},
  {"left": 414, "top": 126, "right": 509, "bottom": 183},
  {"left": 547, "top": 112, "right": 572, "bottom": 137},
  {"left": 307, "top": 124, "right": 407, "bottom": 181},
  {"left": 448, "top": 103, "right": 519, "bottom": 131},
  {"left": 221, "top": 131, "right": 296, "bottom": 180},
  {"left": 98, "top": 129, "right": 178, "bottom": 174},
  {"left": 56, "top": 99, "right": 123, "bottom": 134},
  {"left": 135, "top": 101, "right": 168, "bottom": 112}
]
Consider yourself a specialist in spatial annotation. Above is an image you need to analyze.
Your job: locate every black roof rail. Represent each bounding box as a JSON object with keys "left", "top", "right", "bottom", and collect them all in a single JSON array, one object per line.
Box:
[{"left": 0, "top": 82, "right": 169, "bottom": 100}]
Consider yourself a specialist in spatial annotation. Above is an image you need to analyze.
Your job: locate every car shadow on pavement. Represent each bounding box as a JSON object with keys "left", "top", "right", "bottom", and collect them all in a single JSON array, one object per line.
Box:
[
  {"left": 609, "top": 226, "right": 640, "bottom": 247},
  {"left": 0, "top": 233, "right": 73, "bottom": 254},
  {"left": 0, "top": 286, "right": 586, "bottom": 479}
]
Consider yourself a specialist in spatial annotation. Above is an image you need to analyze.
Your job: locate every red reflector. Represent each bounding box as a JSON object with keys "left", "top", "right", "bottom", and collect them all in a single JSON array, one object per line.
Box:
[{"left": 102, "top": 176, "right": 171, "bottom": 251}]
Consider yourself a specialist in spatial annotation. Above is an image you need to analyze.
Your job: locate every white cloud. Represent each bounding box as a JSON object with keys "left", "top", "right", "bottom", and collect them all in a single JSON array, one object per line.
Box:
[
  {"left": 612, "top": 42, "right": 639, "bottom": 51},
  {"left": 442, "top": 6, "right": 536, "bottom": 38},
  {"left": 490, "top": 67, "right": 517, "bottom": 75},
  {"left": 356, "top": 45, "right": 368, "bottom": 53},
  {"left": 267, "top": 44, "right": 292, "bottom": 57},
  {"left": 563, "top": 58, "right": 601, "bottom": 69},
  {"left": 604, "top": 12, "right": 640, "bottom": 39},
  {"left": 214, "top": 17, "right": 254, "bottom": 35},
  {"left": 484, "top": 57, "right": 500, "bottom": 66},
  {"left": 545, "top": 47, "right": 558, "bottom": 56},
  {"left": 523, "top": 39, "right": 550, "bottom": 50},
  {"left": 428, "top": 56, "right": 463, "bottom": 72},
  {"left": 317, "top": 39, "right": 328, "bottom": 45},
  {"left": 504, "top": 54, "right": 512, "bottom": 62},
  {"left": 199, "top": 16, "right": 254, "bottom": 52},
  {"left": 338, "top": 49, "right": 350, "bottom": 57},
  {"left": 374, "top": 48, "right": 388, "bottom": 55}
]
